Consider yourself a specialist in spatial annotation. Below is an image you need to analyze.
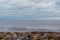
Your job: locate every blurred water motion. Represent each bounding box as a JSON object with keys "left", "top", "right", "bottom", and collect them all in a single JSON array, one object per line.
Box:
[{"left": 0, "top": 20, "right": 60, "bottom": 32}]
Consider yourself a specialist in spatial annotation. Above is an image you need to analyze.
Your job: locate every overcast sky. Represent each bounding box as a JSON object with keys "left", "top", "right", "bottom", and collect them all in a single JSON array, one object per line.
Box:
[{"left": 0, "top": 0, "right": 60, "bottom": 20}]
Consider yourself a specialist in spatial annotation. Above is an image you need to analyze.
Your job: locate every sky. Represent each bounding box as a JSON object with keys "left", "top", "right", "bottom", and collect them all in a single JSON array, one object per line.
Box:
[{"left": 0, "top": 0, "right": 60, "bottom": 20}]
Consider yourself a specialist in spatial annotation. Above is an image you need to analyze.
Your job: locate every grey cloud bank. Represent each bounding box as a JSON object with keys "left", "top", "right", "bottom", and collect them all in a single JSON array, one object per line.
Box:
[{"left": 0, "top": 0, "right": 59, "bottom": 20}]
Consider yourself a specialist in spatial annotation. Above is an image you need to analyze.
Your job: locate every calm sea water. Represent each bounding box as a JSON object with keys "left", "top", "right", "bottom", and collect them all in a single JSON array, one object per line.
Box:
[{"left": 0, "top": 20, "right": 60, "bottom": 32}]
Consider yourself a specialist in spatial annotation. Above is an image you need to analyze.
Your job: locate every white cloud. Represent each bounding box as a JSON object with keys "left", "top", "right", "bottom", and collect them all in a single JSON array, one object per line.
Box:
[
  {"left": 8, "top": 0, "right": 32, "bottom": 6},
  {"left": 0, "top": 0, "right": 7, "bottom": 2},
  {"left": 0, "top": 0, "right": 60, "bottom": 20},
  {"left": 9, "top": 0, "right": 55, "bottom": 8},
  {"left": 33, "top": 2, "right": 53, "bottom": 8}
]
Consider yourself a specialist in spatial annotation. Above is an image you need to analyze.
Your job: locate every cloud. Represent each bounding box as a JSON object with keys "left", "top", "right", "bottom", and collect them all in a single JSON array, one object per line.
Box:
[
  {"left": 0, "top": 0, "right": 60, "bottom": 20},
  {"left": 0, "top": 0, "right": 7, "bottom": 2},
  {"left": 32, "top": 1, "right": 55, "bottom": 8}
]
